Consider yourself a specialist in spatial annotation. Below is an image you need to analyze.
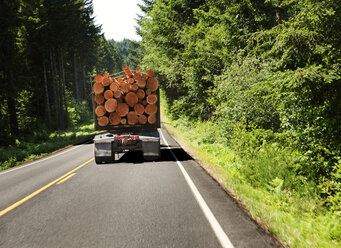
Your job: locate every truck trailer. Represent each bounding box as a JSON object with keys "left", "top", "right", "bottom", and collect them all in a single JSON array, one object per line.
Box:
[{"left": 92, "top": 67, "right": 161, "bottom": 164}]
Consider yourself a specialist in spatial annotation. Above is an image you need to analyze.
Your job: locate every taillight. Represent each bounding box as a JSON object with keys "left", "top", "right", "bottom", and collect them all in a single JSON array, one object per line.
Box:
[
  {"left": 119, "top": 136, "right": 122, "bottom": 140},
  {"left": 131, "top": 136, "right": 134, "bottom": 140},
  {"left": 115, "top": 137, "right": 118, "bottom": 140},
  {"left": 135, "top": 136, "right": 138, "bottom": 140}
]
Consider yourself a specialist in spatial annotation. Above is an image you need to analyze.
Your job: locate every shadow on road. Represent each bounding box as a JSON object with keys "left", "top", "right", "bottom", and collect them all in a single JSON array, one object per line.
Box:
[{"left": 114, "top": 147, "right": 193, "bottom": 164}]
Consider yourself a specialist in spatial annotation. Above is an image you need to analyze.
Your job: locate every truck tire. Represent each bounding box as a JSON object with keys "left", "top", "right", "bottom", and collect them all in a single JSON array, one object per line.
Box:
[
  {"left": 95, "top": 156, "right": 112, "bottom": 164},
  {"left": 143, "top": 147, "right": 161, "bottom": 161},
  {"left": 95, "top": 156, "right": 104, "bottom": 164}
]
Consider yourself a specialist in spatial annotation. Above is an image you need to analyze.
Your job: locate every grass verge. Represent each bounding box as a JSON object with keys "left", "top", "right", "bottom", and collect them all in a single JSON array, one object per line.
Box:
[
  {"left": 160, "top": 93, "right": 341, "bottom": 248},
  {"left": 0, "top": 121, "right": 100, "bottom": 171}
]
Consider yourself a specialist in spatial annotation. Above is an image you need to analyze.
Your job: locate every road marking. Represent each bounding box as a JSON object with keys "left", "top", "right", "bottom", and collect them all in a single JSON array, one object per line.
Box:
[
  {"left": 57, "top": 173, "right": 76, "bottom": 185},
  {"left": 0, "top": 145, "right": 83, "bottom": 176},
  {"left": 0, "top": 158, "right": 94, "bottom": 217},
  {"left": 160, "top": 131, "right": 234, "bottom": 248}
]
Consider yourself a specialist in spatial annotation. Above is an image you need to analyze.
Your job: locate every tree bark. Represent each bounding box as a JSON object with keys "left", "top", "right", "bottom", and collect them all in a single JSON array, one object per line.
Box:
[
  {"left": 57, "top": 48, "right": 64, "bottom": 130},
  {"left": 5, "top": 32, "right": 19, "bottom": 137},
  {"left": 72, "top": 50, "right": 79, "bottom": 102},
  {"left": 59, "top": 47, "right": 69, "bottom": 128},
  {"left": 6, "top": 69, "right": 19, "bottom": 137},
  {"left": 82, "top": 63, "right": 87, "bottom": 100},
  {"left": 50, "top": 48, "right": 60, "bottom": 130},
  {"left": 43, "top": 60, "right": 51, "bottom": 129}
]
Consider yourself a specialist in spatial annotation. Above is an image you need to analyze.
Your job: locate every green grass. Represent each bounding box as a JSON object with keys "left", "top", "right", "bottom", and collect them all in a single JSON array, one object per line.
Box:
[
  {"left": 160, "top": 92, "right": 341, "bottom": 248},
  {"left": 0, "top": 121, "right": 100, "bottom": 171}
]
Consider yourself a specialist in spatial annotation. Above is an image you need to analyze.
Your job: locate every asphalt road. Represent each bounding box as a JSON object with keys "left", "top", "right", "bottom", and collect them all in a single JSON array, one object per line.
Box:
[{"left": 0, "top": 127, "right": 280, "bottom": 248}]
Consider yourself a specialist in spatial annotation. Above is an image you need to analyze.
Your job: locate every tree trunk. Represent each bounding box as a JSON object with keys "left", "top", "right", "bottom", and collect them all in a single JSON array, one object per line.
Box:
[
  {"left": 6, "top": 95, "right": 18, "bottom": 137},
  {"left": 50, "top": 48, "right": 60, "bottom": 130},
  {"left": 6, "top": 69, "right": 18, "bottom": 137},
  {"left": 82, "top": 63, "right": 87, "bottom": 100},
  {"left": 43, "top": 60, "right": 51, "bottom": 129},
  {"left": 57, "top": 47, "right": 65, "bottom": 129},
  {"left": 72, "top": 50, "right": 79, "bottom": 102},
  {"left": 60, "top": 47, "right": 69, "bottom": 128},
  {"left": 6, "top": 49, "right": 19, "bottom": 137}
]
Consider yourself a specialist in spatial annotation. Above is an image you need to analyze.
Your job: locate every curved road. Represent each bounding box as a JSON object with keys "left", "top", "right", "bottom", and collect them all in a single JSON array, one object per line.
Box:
[{"left": 0, "top": 127, "right": 280, "bottom": 248}]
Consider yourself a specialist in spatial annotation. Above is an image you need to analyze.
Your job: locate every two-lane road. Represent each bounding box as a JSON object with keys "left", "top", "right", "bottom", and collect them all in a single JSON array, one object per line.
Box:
[{"left": 0, "top": 127, "right": 280, "bottom": 247}]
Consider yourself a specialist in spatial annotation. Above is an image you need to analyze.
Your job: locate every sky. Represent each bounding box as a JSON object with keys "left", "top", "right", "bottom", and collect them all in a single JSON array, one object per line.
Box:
[{"left": 92, "top": 0, "right": 143, "bottom": 41}]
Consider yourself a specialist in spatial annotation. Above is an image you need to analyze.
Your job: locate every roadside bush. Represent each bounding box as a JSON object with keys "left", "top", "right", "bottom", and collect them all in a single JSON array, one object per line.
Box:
[{"left": 68, "top": 98, "right": 92, "bottom": 126}]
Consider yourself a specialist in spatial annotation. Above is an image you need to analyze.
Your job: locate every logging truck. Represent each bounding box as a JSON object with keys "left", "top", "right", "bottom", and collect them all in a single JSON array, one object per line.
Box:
[{"left": 92, "top": 66, "right": 161, "bottom": 164}]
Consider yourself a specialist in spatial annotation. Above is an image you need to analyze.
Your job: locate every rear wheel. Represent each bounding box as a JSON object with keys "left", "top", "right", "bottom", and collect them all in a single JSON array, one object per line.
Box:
[
  {"left": 143, "top": 148, "right": 161, "bottom": 161},
  {"left": 95, "top": 156, "right": 113, "bottom": 164},
  {"left": 143, "top": 156, "right": 160, "bottom": 161}
]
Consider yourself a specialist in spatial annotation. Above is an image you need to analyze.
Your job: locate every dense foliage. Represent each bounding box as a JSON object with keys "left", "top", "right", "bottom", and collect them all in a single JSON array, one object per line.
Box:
[
  {"left": 138, "top": 0, "right": 341, "bottom": 214},
  {"left": 0, "top": 0, "right": 123, "bottom": 146},
  {"left": 112, "top": 39, "right": 142, "bottom": 69}
]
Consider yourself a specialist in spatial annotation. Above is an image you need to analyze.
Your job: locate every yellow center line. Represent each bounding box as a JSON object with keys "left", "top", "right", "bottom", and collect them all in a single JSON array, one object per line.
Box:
[
  {"left": 0, "top": 158, "right": 94, "bottom": 217},
  {"left": 57, "top": 173, "right": 76, "bottom": 185}
]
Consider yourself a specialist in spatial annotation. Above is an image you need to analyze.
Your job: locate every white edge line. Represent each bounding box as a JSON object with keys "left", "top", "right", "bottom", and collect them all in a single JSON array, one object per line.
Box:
[
  {"left": 160, "top": 131, "right": 234, "bottom": 248},
  {"left": 0, "top": 143, "right": 88, "bottom": 176}
]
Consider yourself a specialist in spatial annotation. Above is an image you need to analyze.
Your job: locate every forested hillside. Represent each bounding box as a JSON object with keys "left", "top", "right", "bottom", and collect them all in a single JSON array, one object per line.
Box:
[
  {"left": 112, "top": 39, "right": 142, "bottom": 69},
  {"left": 0, "top": 0, "right": 122, "bottom": 146},
  {"left": 137, "top": 0, "right": 341, "bottom": 234}
]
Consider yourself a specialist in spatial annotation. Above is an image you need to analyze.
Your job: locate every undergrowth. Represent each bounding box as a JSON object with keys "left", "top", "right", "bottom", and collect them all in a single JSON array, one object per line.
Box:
[
  {"left": 161, "top": 92, "right": 341, "bottom": 248},
  {"left": 0, "top": 121, "right": 99, "bottom": 171}
]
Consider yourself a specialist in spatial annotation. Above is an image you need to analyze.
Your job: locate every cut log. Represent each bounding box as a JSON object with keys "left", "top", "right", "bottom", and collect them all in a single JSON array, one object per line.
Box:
[
  {"left": 136, "top": 79, "right": 146, "bottom": 88},
  {"left": 94, "top": 68, "right": 159, "bottom": 128},
  {"left": 121, "top": 83, "right": 130, "bottom": 93},
  {"left": 104, "top": 98, "right": 117, "bottom": 112},
  {"left": 117, "top": 102, "right": 129, "bottom": 116},
  {"left": 127, "top": 111, "right": 138, "bottom": 125},
  {"left": 148, "top": 114, "right": 157, "bottom": 124},
  {"left": 128, "top": 78, "right": 135, "bottom": 84},
  {"left": 145, "top": 104, "right": 157, "bottom": 115},
  {"left": 138, "top": 114, "right": 147, "bottom": 124},
  {"left": 125, "top": 92, "right": 138, "bottom": 107},
  {"left": 109, "top": 112, "right": 121, "bottom": 125},
  {"left": 147, "top": 94, "right": 157, "bottom": 104},
  {"left": 123, "top": 65, "right": 133, "bottom": 78},
  {"left": 95, "top": 74, "right": 103, "bottom": 83},
  {"left": 134, "top": 72, "right": 142, "bottom": 81},
  {"left": 104, "top": 90, "right": 114, "bottom": 100},
  {"left": 142, "top": 74, "right": 148, "bottom": 81},
  {"left": 113, "top": 90, "right": 122, "bottom": 99},
  {"left": 147, "top": 77, "right": 158, "bottom": 91},
  {"left": 146, "top": 69, "right": 154, "bottom": 77},
  {"left": 130, "top": 83, "right": 139, "bottom": 92},
  {"left": 120, "top": 118, "right": 127, "bottom": 125},
  {"left": 136, "top": 89, "right": 145, "bottom": 99},
  {"left": 118, "top": 81, "right": 125, "bottom": 88},
  {"left": 95, "top": 105, "right": 106, "bottom": 117},
  {"left": 94, "top": 94, "right": 105, "bottom": 104},
  {"left": 98, "top": 116, "right": 109, "bottom": 126},
  {"left": 93, "top": 83, "right": 104, "bottom": 94},
  {"left": 110, "top": 83, "right": 118, "bottom": 92},
  {"left": 102, "top": 77, "right": 111, "bottom": 86},
  {"left": 134, "top": 103, "right": 144, "bottom": 115}
]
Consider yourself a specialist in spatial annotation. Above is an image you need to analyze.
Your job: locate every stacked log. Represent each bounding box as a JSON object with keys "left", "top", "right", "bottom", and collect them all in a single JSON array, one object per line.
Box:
[{"left": 93, "top": 66, "right": 159, "bottom": 127}]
